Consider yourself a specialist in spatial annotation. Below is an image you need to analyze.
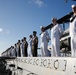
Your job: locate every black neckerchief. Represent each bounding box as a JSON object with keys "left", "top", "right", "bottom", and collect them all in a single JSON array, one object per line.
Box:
[{"left": 70, "top": 15, "right": 76, "bottom": 22}]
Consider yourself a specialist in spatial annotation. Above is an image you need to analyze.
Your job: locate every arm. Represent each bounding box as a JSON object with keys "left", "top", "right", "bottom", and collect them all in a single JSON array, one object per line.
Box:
[
  {"left": 58, "top": 25, "right": 63, "bottom": 38},
  {"left": 46, "top": 31, "right": 51, "bottom": 42}
]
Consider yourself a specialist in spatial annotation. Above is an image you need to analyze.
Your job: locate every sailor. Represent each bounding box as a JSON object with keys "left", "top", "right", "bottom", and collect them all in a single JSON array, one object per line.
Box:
[
  {"left": 23, "top": 37, "right": 28, "bottom": 57},
  {"left": 32, "top": 31, "right": 38, "bottom": 57},
  {"left": 20, "top": 39, "right": 24, "bottom": 57},
  {"left": 14, "top": 44, "right": 17, "bottom": 57},
  {"left": 51, "top": 17, "right": 63, "bottom": 57},
  {"left": 9, "top": 46, "right": 12, "bottom": 57},
  {"left": 40, "top": 26, "right": 51, "bottom": 57},
  {"left": 10, "top": 46, "right": 15, "bottom": 57},
  {"left": 8, "top": 47, "right": 11, "bottom": 57},
  {"left": 17, "top": 40, "right": 21, "bottom": 57},
  {"left": 69, "top": 4, "right": 76, "bottom": 57},
  {"left": 28, "top": 35, "right": 33, "bottom": 57}
]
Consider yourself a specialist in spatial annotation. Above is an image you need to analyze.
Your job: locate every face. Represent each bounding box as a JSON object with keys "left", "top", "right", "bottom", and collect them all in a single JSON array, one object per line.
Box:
[
  {"left": 33, "top": 33, "right": 36, "bottom": 36},
  {"left": 72, "top": 7, "right": 76, "bottom": 13},
  {"left": 52, "top": 19, "right": 57, "bottom": 25},
  {"left": 22, "top": 39, "right": 23, "bottom": 42},
  {"left": 29, "top": 35, "right": 32, "bottom": 38},
  {"left": 41, "top": 27, "right": 45, "bottom": 32}
]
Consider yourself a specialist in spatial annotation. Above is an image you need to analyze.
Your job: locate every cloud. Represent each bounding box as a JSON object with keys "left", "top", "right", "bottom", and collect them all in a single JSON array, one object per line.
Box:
[
  {"left": 28, "top": 0, "right": 46, "bottom": 7},
  {"left": 0, "top": 27, "right": 10, "bottom": 34},
  {"left": 0, "top": 28, "right": 3, "bottom": 32}
]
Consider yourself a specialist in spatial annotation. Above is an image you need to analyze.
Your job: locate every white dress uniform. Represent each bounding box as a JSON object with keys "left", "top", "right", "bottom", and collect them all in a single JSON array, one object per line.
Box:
[
  {"left": 28, "top": 38, "right": 33, "bottom": 57},
  {"left": 17, "top": 44, "right": 21, "bottom": 57},
  {"left": 21, "top": 42, "right": 24, "bottom": 57},
  {"left": 40, "top": 31, "right": 50, "bottom": 57},
  {"left": 69, "top": 15, "right": 76, "bottom": 57},
  {"left": 10, "top": 47, "right": 15, "bottom": 57},
  {"left": 51, "top": 24, "right": 63, "bottom": 57}
]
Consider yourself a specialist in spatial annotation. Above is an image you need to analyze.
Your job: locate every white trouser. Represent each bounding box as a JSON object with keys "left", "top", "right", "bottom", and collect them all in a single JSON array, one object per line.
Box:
[
  {"left": 51, "top": 37, "right": 61, "bottom": 57},
  {"left": 41, "top": 42, "right": 50, "bottom": 57},
  {"left": 71, "top": 36, "right": 76, "bottom": 57}
]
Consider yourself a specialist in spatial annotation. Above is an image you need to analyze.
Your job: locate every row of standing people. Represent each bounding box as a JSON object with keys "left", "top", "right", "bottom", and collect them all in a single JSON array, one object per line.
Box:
[
  {"left": 40, "top": 18, "right": 63, "bottom": 57},
  {"left": 9, "top": 31, "right": 38, "bottom": 57},
  {"left": 40, "top": 4, "right": 76, "bottom": 57},
  {"left": 4, "top": 18, "right": 63, "bottom": 57},
  {"left": 4, "top": 4, "right": 76, "bottom": 57}
]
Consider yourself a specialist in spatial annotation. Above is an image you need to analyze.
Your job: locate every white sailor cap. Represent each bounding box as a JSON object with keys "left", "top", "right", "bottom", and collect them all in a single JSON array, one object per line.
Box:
[
  {"left": 51, "top": 17, "right": 57, "bottom": 21},
  {"left": 71, "top": 4, "right": 76, "bottom": 8},
  {"left": 40, "top": 26, "right": 45, "bottom": 29}
]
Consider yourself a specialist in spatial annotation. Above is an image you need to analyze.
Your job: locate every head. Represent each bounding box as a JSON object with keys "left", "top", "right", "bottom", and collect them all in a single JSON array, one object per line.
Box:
[
  {"left": 18, "top": 40, "right": 20, "bottom": 43},
  {"left": 15, "top": 44, "right": 17, "bottom": 46},
  {"left": 33, "top": 31, "right": 37, "bottom": 36},
  {"left": 23, "top": 37, "right": 26, "bottom": 41},
  {"left": 18, "top": 40, "right": 21, "bottom": 45},
  {"left": 40, "top": 26, "right": 45, "bottom": 32},
  {"left": 51, "top": 17, "right": 57, "bottom": 25},
  {"left": 21, "top": 39, "right": 23, "bottom": 42},
  {"left": 29, "top": 35, "right": 32, "bottom": 38},
  {"left": 71, "top": 4, "right": 76, "bottom": 13},
  {"left": 11, "top": 46, "right": 13, "bottom": 49},
  {"left": 12, "top": 46, "right": 14, "bottom": 49}
]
